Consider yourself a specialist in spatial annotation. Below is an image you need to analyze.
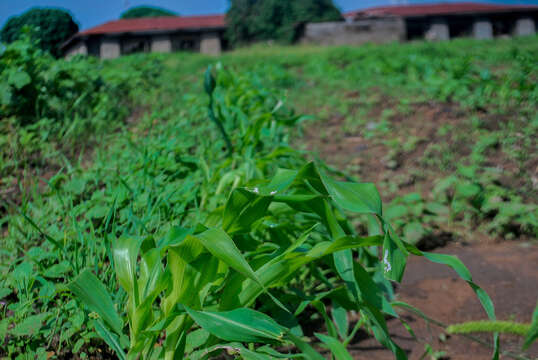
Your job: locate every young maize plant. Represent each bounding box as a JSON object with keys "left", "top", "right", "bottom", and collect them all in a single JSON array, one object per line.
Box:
[{"left": 68, "top": 66, "right": 500, "bottom": 360}]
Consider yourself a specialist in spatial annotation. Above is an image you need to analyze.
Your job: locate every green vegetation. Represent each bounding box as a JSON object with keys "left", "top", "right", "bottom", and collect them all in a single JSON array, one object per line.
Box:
[
  {"left": 226, "top": 0, "right": 343, "bottom": 44},
  {"left": 447, "top": 320, "right": 530, "bottom": 337},
  {"left": 0, "top": 35, "right": 160, "bottom": 206},
  {"left": 120, "top": 6, "right": 177, "bottom": 19},
  {"left": 1, "top": 36, "right": 537, "bottom": 359},
  {"left": 0, "top": 8, "right": 78, "bottom": 58}
]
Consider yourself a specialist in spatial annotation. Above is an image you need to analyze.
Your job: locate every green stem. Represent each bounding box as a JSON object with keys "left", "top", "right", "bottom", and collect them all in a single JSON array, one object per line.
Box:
[{"left": 208, "top": 96, "right": 233, "bottom": 156}]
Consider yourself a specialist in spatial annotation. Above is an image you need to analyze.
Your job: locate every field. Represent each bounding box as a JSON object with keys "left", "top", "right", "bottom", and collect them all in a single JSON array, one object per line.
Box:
[{"left": 1, "top": 35, "right": 537, "bottom": 360}]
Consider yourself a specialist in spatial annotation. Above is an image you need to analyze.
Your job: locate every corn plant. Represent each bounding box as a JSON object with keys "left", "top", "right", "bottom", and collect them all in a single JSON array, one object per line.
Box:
[{"left": 67, "top": 67, "right": 499, "bottom": 360}]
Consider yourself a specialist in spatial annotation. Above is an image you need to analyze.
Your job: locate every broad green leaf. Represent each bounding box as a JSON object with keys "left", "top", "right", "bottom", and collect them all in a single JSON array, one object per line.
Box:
[
  {"left": 8, "top": 70, "right": 31, "bottom": 89},
  {"left": 68, "top": 269, "right": 123, "bottom": 335},
  {"left": 221, "top": 234, "right": 383, "bottom": 310},
  {"left": 223, "top": 188, "right": 272, "bottom": 234},
  {"left": 320, "top": 170, "right": 382, "bottom": 215},
  {"left": 353, "top": 263, "right": 397, "bottom": 317},
  {"left": 382, "top": 232, "right": 407, "bottom": 282},
  {"left": 163, "top": 235, "right": 204, "bottom": 314},
  {"left": 194, "top": 227, "right": 259, "bottom": 283},
  {"left": 11, "top": 312, "right": 51, "bottom": 337},
  {"left": 113, "top": 237, "right": 141, "bottom": 305},
  {"left": 332, "top": 301, "right": 348, "bottom": 339},
  {"left": 43, "top": 261, "right": 71, "bottom": 278},
  {"left": 185, "top": 307, "right": 285, "bottom": 343}
]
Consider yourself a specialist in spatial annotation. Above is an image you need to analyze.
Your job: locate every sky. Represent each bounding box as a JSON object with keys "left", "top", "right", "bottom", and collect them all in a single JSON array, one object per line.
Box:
[{"left": 1, "top": 0, "right": 538, "bottom": 31}]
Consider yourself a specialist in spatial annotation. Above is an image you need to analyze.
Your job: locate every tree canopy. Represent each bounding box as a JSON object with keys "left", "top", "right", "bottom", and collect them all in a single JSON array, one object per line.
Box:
[
  {"left": 0, "top": 8, "right": 78, "bottom": 58},
  {"left": 120, "top": 6, "right": 177, "bottom": 19},
  {"left": 226, "top": 0, "right": 343, "bottom": 45}
]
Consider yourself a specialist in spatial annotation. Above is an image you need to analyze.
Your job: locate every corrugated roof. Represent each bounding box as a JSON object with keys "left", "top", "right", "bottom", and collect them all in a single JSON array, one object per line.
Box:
[
  {"left": 80, "top": 14, "right": 226, "bottom": 35},
  {"left": 345, "top": 2, "right": 538, "bottom": 19}
]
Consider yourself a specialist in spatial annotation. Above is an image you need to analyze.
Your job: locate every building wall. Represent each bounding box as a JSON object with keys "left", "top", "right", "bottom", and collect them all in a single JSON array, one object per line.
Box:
[
  {"left": 514, "top": 18, "right": 536, "bottom": 36},
  {"left": 151, "top": 35, "right": 172, "bottom": 53},
  {"left": 65, "top": 41, "right": 88, "bottom": 58},
  {"left": 301, "top": 18, "right": 405, "bottom": 46},
  {"left": 100, "top": 38, "right": 121, "bottom": 59},
  {"left": 200, "top": 32, "right": 222, "bottom": 55},
  {"left": 473, "top": 19, "right": 493, "bottom": 39},
  {"left": 425, "top": 20, "right": 450, "bottom": 41}
]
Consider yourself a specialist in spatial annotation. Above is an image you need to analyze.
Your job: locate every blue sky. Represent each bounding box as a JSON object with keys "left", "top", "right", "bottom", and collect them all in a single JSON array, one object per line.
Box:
[{"left": 1, "top": 0, "right": 538, "bottom": 31}]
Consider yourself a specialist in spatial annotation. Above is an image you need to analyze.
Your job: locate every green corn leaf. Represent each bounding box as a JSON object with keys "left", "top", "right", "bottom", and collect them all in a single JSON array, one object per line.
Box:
[
  {"left": 91, "top": 319, "right": 126, "bottom": 360},
  {"left": 315, "top": 333, "right": 353, "bottom": 360},
  {"left": 360, "top": 304, "right": 407, "bottom": 360},
  {"left": 312, "top": 300, "right": 338, "bottom": 339},
  {"left": 319, "top": 170, "right": 382, "bottom": 215},
  {"left": 184, "top": 307, "right": 285, "bottom": 343},
  {"left": 353, "top": 262, "right": 398, "bottom": 317},
  {"left": 220, "top": 234, "right": 384, "bottom": 310},
  {"left": 223, "top": 188, "right": 272, "bottom": 234},
  {"left": 285, "top": 332, "right": 325, "bottom": 360},
  {"left": 194, "top": 227, "right": 259, "bottom": 283},
  {"left": 523, "top": 302, "right": 538, "bottom": 350},
  {"left": 163, "top": 235, "right": 205, "bottom": 314},
  {"left": 113, "top": 237, "right": 141, "bottom": 306},
  {"left": 68, "top": 269, "right": 123, "bottom": 335},
  {"left": 405, "top": 244, "right": 499, "bottom": 360},
  {"left": 382, "top": 231, "right": 407, "bottom": 282},
  {"left": 332, "top": 301, "right": 348, "bottom": 340}
]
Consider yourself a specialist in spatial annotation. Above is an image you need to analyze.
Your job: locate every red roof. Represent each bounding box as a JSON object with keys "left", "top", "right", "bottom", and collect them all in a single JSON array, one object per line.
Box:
[
  {"left": 80, "top": 14, "right": 226, "bottom": 35},
  {"left": 345, "top": 2, "right": 538, "bottom": 19}
]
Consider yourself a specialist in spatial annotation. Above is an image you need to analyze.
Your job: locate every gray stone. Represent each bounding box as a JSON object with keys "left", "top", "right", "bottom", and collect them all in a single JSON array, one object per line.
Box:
[
  {"left": 200, "top": 32, "right": 221, "bottom": 55},
  {"left": 473, "top": 20, "right": 493, "bottom": 39},
  {"left": 100, "top": 38, "right": 120, "bottom": 59},
  {"left": 514, "top": 18, "right": 536, "bottom": 36},
  {"left": 151, "top": 35, "right": 172, "bottom": 53}
]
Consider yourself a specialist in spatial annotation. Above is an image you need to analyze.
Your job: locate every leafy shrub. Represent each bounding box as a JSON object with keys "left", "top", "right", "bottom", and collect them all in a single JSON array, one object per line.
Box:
[
  {"left": 0, "top": 37, "right": 163, "bottom": 195},
  {"left": 0, "top": 8, "right": 78, "bottom": 58},
  {"left": 226, "top": 0, "right": 343, "bottom": 45},
  {"left": 120, "top": 6, "right": 177, "bottom": 19}
]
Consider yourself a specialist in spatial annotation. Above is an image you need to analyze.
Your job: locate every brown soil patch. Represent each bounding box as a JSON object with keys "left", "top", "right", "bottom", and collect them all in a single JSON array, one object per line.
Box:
[
  {"left": 302, "top": 99, "right": 468, "bottom": 201},
  {"left": 302, "top": 97, "right": 535, "bottom": 206},
  {"left": 349, "top": 241, "right": 538, "bottom": 359}
]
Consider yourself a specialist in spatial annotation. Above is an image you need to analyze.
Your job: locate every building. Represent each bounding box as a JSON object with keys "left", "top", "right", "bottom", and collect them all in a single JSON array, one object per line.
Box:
[
  {"left": 62, "top": 14, "right": 226, "bottom": 59},
  {"left": 63, "top": 3, "right": 538, "bottom": 58},
  {"left": 302, "top": 2, "right": 538, "bottom": 45}
]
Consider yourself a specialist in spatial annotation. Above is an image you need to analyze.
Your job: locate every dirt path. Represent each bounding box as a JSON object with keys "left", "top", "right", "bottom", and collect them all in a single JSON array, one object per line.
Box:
[{"left": 349, "top": 241, "right": 538, "bottom": 359}]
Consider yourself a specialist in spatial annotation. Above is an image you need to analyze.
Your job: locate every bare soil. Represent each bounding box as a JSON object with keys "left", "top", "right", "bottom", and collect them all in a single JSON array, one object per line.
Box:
[
  {"left": 302, "top": 98, "right": 536, "bottom": 203},
  {"left": 349, "top": 241, "right": 538, "bottom": 359}
]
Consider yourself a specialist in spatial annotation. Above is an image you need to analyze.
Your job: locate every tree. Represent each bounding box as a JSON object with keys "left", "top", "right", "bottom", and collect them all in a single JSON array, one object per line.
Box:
[
  {"left": 120, "top": 6, "right": 177, "bottom": 19},
  {"left": 226, "top": 0, "right": 343, "bottom": 45},
  {"left": 0, "top": 8, "right": 78, "bottom": 58}
]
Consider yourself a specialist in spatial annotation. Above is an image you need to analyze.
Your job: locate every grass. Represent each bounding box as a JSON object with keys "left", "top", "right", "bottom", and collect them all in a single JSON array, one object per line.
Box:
[{"left": 1, "top": 35, "right": 537, "bottom": 359}]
